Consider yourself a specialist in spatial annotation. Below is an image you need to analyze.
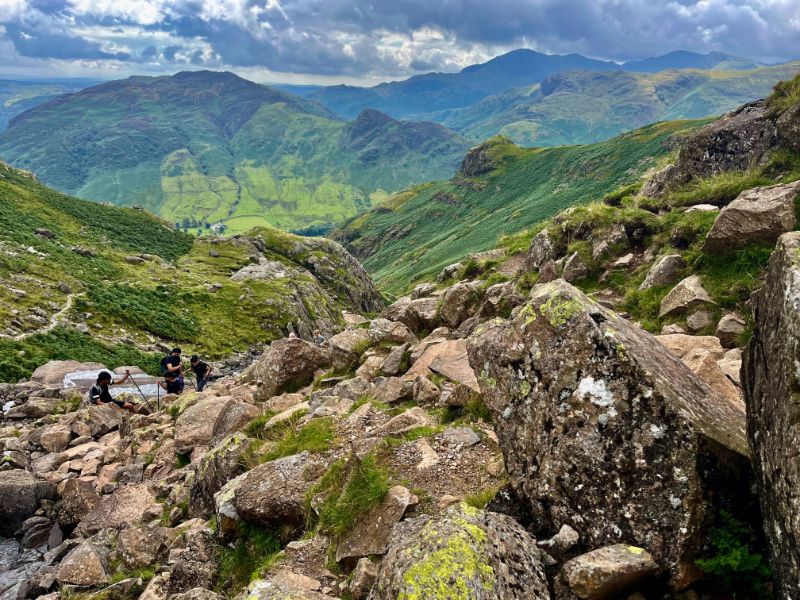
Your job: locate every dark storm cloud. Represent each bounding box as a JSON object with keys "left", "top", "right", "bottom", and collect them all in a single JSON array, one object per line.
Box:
[{"left": 0, "top": 0, "right": 798, "bottom": 79}]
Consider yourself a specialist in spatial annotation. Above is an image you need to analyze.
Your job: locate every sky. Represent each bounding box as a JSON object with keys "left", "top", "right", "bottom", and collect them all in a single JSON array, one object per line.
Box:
[{"left": 0, "top": 0, "right": 799, "bottom": 85}]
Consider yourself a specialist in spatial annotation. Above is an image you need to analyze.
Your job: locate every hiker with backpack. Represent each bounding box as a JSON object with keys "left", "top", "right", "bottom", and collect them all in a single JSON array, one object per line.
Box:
[
  {"left": 189, "top": 355, "right": 213, "bottom": 392},
  {"left": 89, "top": 370, "right": 137, "bottom": 412},
  {"left": 160, "top": 347, "right": 185, "bottom": 394}
]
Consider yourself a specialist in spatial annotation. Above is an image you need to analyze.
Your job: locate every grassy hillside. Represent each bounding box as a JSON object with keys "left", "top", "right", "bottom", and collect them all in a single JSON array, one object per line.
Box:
[
  {"left": 446, "top": 62, "right": 800, "bottom": 146},
  {"left": 0, "top": 160, "right": 379, "bottom": 382},
  {"left": 333, "top": 119, "right": 706, "bottom": 295},
  {"left": 0, "top": 79, "right": 96, "bottom": 129},
  {"left": 0, "top": 71, "right": 469, "bottom": 235}
]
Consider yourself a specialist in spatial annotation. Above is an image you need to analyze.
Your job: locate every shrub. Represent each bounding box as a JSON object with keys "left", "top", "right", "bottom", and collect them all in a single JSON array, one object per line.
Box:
[{"left": 695, "top": 510, "right": 771, "bottom": 598}]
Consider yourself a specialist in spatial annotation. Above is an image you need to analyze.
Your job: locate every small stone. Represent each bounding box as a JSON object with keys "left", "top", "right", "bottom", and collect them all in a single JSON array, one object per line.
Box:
[
  {"left": 659, "top": 275, "right": 716, "bottom": 318},
  {"left": 660, "top": 324, "right": 686, "bottom": 335},
  {"left": 442, "top": 426, "right": 480, "bottom": 447},
  {"left": 562, "top": 544, "right": 658, "bottom": 600},
  {"left": 716, "top": 314, "right": 746, "bottom": 348},
  {"left": 349, "top": 558, "right": 378, "bottom": 600}
]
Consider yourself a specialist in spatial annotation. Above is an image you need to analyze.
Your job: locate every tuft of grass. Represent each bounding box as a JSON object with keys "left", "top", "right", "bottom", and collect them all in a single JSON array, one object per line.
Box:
[
  {"left": 464, "top": 485, "right": 503, "bottom": 509},
  {"left": 214, "top": 523, "right": 283, "bottom": 594},
  {"left": 311, "top": 454, "right": 391, "bottom": 538},
  {"left": 262, "top": 416, "right": 335, "bottom": 462},
  {"left": 668, "top": 171, "right": 771, "bottom": 208},
  {"left": 769, "top": 72, "right": 800, "bottom": 113},
  {"left": 244, "top": 410, "right": 279, "bottom": 438},
  {"left": 174, "top": 453, "right": 191, "bottom": 469}
]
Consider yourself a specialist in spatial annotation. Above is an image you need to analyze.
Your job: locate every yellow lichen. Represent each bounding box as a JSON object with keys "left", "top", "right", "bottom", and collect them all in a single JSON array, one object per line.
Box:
[{"left": 539, "top": 295, "right": 584, "bottom": 327}]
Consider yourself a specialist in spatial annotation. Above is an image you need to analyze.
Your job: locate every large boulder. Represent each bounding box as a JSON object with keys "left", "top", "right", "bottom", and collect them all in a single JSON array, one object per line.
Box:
[
  {"left": 743, "top": 231, "right": 800, "bottom": 598},
  {"left": 703, "top": 181, "right": 800, "bottom": 254},
  {"left": 404, "top": 339, "right": 478, "bottom": 392},
  {"left": 370, "top": 503, "right": 549, "bottom": 600},
  {"left": 525, "top": 229, "right": 557, "bottom": 271},
  {"left": 30, "top": 360, "right": 106, "bottom": 387},
  {"left": 327, "top": 328, "right": 372, "bottom": 369},
  {"left": 79, "top": 483, "right": 157, "bottom": 535},
  {"left": 215, "top": 452, "right": 325, "bottom": 536},
  {"left": 439, "top": 282, "right": 483, "bottom": 328},
  {"left": 658, "top": 275, "right": 716, "bottom": 318},
  {"left": 189, "top": 432, "right": 253, "bottom": 517},
  {"left": 244, "top": 338, "right": 330, "bottom": 401},
  {"left": 0, "top": 470, "right": 56, "bottom": 536},
  {"left": 468, "top": 280, "right": 750, "bottom": 588},
  {"left": 55, "top": 540, "right": 109, "bottom": 586},
  {"left": 174, "top": 397, "right": 258, "bottom": 454},
  {"left": 639, "top": 254, "right": 685, "bottom": 290},
  {"left": 382, "top": 297, "right": 440, "bottom": 334}
]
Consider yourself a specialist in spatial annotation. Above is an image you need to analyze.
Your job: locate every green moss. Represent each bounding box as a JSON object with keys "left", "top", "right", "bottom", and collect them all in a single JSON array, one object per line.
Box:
[{"left": 464, "top": 485, "right": 502, "bottom": 510}]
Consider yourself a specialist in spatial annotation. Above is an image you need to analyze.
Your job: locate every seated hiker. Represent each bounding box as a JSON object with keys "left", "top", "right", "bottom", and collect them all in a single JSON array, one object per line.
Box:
[
  {"left": 160, "top": 347, "right": 185, "bottom": 393},
  {"left": 190, "top": 355, "right": 213, "bottom": 392},
  {"left": 158, "top": 371, "right": 183, "bottom": 396},
  {"left": 89, "top": 371, "right": 136, "bottom": 412}
]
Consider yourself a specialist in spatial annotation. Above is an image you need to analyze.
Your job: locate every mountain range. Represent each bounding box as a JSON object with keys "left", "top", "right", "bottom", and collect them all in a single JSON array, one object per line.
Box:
[
  {"left": 0, "top": 78, "right": 98, "bottom": 130},
  {"left": 0, "top": 71, "right": 470, "bottom": 234}
]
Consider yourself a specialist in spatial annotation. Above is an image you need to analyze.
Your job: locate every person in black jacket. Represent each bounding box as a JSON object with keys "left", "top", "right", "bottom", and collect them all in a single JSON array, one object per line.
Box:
[
  {"left": 190, "top": 356, "right": 213, "bottom": 392},
  {"left": 160, "top": 347, "right": 184, "bottom": 393},
  {"left": 88, "top": 371, "right": 136, "bottom": 412},
  {"left": 157, "top": 371, "right": 183, "bottom": 395}
]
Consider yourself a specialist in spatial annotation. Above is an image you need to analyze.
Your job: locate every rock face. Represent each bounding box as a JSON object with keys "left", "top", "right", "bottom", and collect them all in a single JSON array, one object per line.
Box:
[
  {"left": 703, "top": 181, "right": 800, "bottom": 254},
  {"left": 743, "top": 231, "right": 800, "bottom": 598},
  {"left": 0, "top": 470, "right": 56, "bottom": 536},
  {"left": 244, "top": 338, "right": 330, "bottom": 401},
  {"left": 561, "top": 544, "right": 658, "bottom": 600},
  {"left": 468, "top": 280, "right": 750, "bottom": 588},
  {"left": 370, "top": 503, "right": 549, "bottom": 600}
]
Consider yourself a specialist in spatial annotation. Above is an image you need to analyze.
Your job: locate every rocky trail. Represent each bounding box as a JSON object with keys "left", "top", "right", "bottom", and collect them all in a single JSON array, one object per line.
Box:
[
  {"left": 3, "top": 293, "right": 78, "bottom": 342},
  {"left": 1, "top": 86, "right": 800, "bottom": 600}
]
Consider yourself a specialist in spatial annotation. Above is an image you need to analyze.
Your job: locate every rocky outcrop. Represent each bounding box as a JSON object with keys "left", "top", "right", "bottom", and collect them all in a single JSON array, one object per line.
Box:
[
  {"left": 743, "top": 231, "right": 800, "bottom": 598},
  {"left": 174, "top": 397, "right": 258, "bottom": 454},
  {"left": 525, "top": 229, "right": 557, "bottom": 271},
  {"left": 468, "top": 280, "right": 750, "bottom": 588},
  {"left": 243, "top": 338, "right": 330, "bottom": 401},
  {"left": 370, "top": 503, "right": 550, "bottom": 599},
  {"left": 703, "top": 181, "right": 800, "bottom": 254}
]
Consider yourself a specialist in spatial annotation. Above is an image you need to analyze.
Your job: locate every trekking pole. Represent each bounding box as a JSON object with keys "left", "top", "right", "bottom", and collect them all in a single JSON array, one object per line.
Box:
[
  {"left": 157, "top": 382, "right": 161, "bottom": 412},
  {"left": 187, "top": 374, "right": 196, "bottom": 390},
  {"left": 127, "top": 372, "right": 154, "bottom": 411}
]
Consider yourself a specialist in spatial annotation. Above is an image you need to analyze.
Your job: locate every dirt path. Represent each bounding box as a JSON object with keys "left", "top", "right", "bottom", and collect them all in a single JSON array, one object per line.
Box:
[{"left": 3, "top": 292, "right": 79, "bottom": 341}]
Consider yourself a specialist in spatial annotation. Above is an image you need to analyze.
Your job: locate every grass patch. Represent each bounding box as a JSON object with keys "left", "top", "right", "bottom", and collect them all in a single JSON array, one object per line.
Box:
[
  {"left": 769, "top": 72, "right": 800, "bottom": 114},
  {"left": 262, "top": 416, "right": 335, "bottom": 462},
  {"left": 214, "top": 523, "right": 283, "bottom": 594},
  {"left": 668, "top": 171, "right": 772, "bottom": 208},
  {"left": 311, "top": 454, "right": 391, "bottom": 538},
  {"left": 464, "top": 485, "right": 503, "bottom": 509}
]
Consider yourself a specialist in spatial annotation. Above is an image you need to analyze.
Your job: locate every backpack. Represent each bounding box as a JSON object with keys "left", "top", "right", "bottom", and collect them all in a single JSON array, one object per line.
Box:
[{"left": 160, "top": 355, "right": 170, "bottom": 376}]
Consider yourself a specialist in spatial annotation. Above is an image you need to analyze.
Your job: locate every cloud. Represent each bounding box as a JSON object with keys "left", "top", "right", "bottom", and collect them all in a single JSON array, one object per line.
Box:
[{"left": 0, "top": 0, "right": 798, "bottom": 82}]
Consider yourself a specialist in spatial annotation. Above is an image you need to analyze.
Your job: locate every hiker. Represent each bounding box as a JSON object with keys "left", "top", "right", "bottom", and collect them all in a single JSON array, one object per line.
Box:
[
  {"left": 312, "top": 329, "right": 327, "bottom": 346},
  {"left": 190, "top": 355, "right": 213, "bottom": 392},
  {"left": 89, "top": 371, "right": 136, "bottom": 412},
  {"left": 160, "top": 347, "right": 185, "bottom": 393},
  {"left": 158, "top": 371, "right": 183, "bottom": 396}
]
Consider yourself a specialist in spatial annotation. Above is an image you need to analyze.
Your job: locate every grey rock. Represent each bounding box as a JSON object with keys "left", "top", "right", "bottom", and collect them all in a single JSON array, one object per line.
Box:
[
  {"left": 243, "top": 338, "right": 330, "bottom": 401},
  {"left": 639, "top": 255, "right": 685, "bottom": 290},
  {"left": 0, "top": 470, "right": 56, "bottom": 536},
  {"left": 659, "top": 275, "right": 716, "bottom": 318},
  {"left": 561, "top": 544, "right": 658, "bottom": 600},
  {"left": 525, "top": 229, "right": 557, "bottom": 271},
  {"left": 716, "top": 314, "right": 747, "bottom": 349},
  {"left": 686, "top": 309, "right": 714, "bottom": 332},
  {"left": 562, "top": 252, "right": 589, "bottom": 282}
]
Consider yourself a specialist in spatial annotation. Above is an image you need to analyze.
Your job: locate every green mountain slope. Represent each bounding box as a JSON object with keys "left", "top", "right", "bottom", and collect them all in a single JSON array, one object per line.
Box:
[
  {"left": 332, "top": 119, "right": 705, "bottom": 295},
  {"left": 622, "top": 50, "right": 763, "bottom": 73},
  {"left": 446, "top": 62, "right": 800, "bottom": 146},
  {"left": 0, "top": 79, "right": 97, "bottom": 130},
  {"left": 0, "top": 160, "right": 382, "bottom": 382},
  {"left": 0, "top": 71, "right": 469, "bottom": 235}
]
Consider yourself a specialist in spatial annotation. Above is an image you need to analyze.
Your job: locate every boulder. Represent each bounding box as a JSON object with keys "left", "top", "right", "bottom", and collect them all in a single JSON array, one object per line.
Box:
[
  {"left": 656, "top": 334, "right": 726, "bottom": 361},
  {"left": 561, "top": 544, "right": 658, "bottom": 600},
  {"left": 174, "top": 397, "right": 258, "bottom": 454},
  {"left": 349, "top": 558, "right": 378, "bottom": 600},
  {"left": 29, "top": 360, "right": 106, "bottom": 386},
  {"left": 743, "top": 232, "right": 800, "bottom": 598},
  {"left": 562, "top": 252, "right": 589, "bottom": 282},
  {"left": 703, "top": 181, "right": 800, "bottom": 254},
  {"left": 525, "top": 229, "right": 557, "bottom": 271},
  {"left": 658, "top": 275, "right": 716, "bottom": 318},
  {"left": 171, "top": 589, "right": 224, "bottom": 600},
  {"left": 381, "top": 297, "right": 439, "bottom": 334},
  {"left": 686, "top": 309, "right": 713, "bottom": 332},
  {"left": 116, "top": 525, "right": 168, "bottom": 569},
  {"left": 215, "top": 452, "right": 325, "bottom": 535},
  {"left": 371, "top": 377, "right": 413, "bottom": 404},
  {"left": 335, "top": 485, "right": 418, "bottom": 566},
  {"left": 356, "top": 356, "right": 384, "bottom": 380},
  {"left": 777, "top": 102, "right": 800, "bottom": 153},
  {"left": 439, "top": 282, "right": 483, "bottom": 328},
  {"left": 478, "top": 282, "right": 524, "bottom": 319},
  {"left": 537, "top": 260, "right": 559, "bottom": 283},
  {"left": 0, "top": 470, "right": 56, "bottom": 536},
  {"left": 592, "top": 224, "right": 628, "bottom": 259},
  {"left": 168, "top": 528, "right": 217, "bottom": 594},
  {"left": 716, "top": 313, "right": 746, "bottom": 348},
  {"left": 405, "top": 339, "right": 477, "bottom": 391},
  {"left": 79, "top": 483, "right": 157, "bottom": 535},
  {"left": 244, "top": 338, "right": 330, "bottom": 401},
  {"left": 380, "top": 343, "right": 410, "bottom": 376},
  {"left": 639, "top": 255, "right": 685, "bottom": 290},
  {"left": 371, "top": 503, "right": 549, "bottom": 600},
  {"left": 681, "top": 348, "right": 743, "bottom": 410},
  {"left": 377, "top": 407, "right": 434, "bottom": 437},
  {"left": 468, "top": 280, "right": 749, "bottom": 588},
  {"left": 327, "top": 328, "right": 372, "bottom": 369},
  {"left": 437, "top": 262, "right": 463, "bottom": 282},
  {"left": 718, "top": 348, "right": 742, "bottom": 386},
  {"left": 39, "top": 424, "right": 72, "bottom": 453},
  {"left": 58, "top": 477, "right": 99, "bottom": 527},
  {"left": 368, "top": 318, "right": 417, "bottom": 346},
  {"left": 671, "top": 100, "right": 778, "bottom": 182},
  {"left": 189, "top": 433, "right": 253, "bottom": 517},
  {"left": 640, "top": 163, "right": 684, "bottom": 198},
  {"left": 244, "top": 577, "right": 334, "bottom": 599},
  {"left": 56, "top": 541, "right": 109, "bottom": 586}
]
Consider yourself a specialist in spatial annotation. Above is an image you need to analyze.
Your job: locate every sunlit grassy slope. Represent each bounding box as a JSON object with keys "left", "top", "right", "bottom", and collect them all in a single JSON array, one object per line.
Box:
[
  {"left": 0, "top": 72, "right": 470, "bottom": 234},
  {"left": 333, "top": 119, "right": 707, "bottom": 295}
]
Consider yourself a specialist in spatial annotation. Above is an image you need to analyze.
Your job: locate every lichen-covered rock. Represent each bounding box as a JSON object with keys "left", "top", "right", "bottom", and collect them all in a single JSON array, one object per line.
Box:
[
  {"left": 658, "top": 275, "right": 716, "bottom": 318},
  {"left": 743, "top": 231, "right": 800, "bottom": 598},
  {"left": 168, "top": 528, "right": 217, "bottom": 594},
  {"left": 189, "top": 432, "right": 253, "bottom": 517},
  {"left": 562, "top": 252, "right": 589, "bottom": 282},
  {"left": 478, "top": 282, "right": 524, "bottom": 320},
  {"left": 0, "top": 470, "right": 56, "bottom": 536},
  {"left": 58, "top": 477, "right": 99, "bottom": 528},
  {"left": 215, "top": 452, "right": 325, "bottom": 536},
  {"left": 116, "top": 524, "right": 169, "bottom": 569},
  {"left": 639, "top": 254, "right": 685, "bottom": 290},
  {"left": 525, "top": 229, "right": 557, "bottom": 271},
  {"left": 468, "top": 280, "right": 750, "bottom": 588},
  {"left": 561, "top": 544, "right": 658, "bottom": 600},
  {"left": 370, "top": 503, "right": 549, "bottom": 600},
  {"left": 439, "top": 282, "right": 483, "bottom": 328},
  {"left": 703, "top": 181, "right": 800, "bottom": 254},
  {"left": 244, "top": 338, "right": 331, "bottom": 401}
]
